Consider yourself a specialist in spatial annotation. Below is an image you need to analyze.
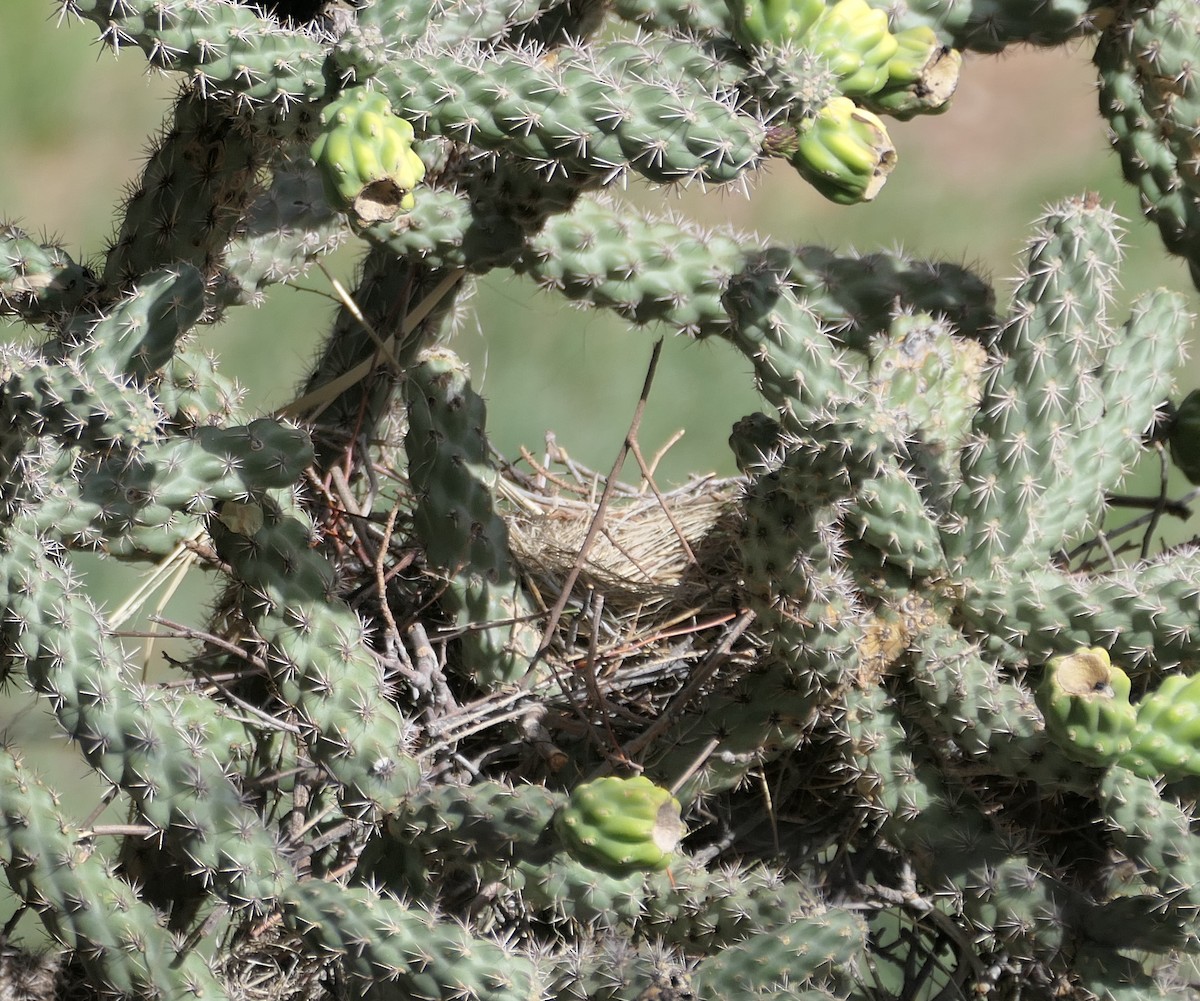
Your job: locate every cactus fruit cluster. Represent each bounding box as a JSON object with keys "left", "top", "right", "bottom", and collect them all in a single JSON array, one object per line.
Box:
[
  {"left": 309, "top": 86, "right": 426, "bottom": 223},
  {"left": 1, "top": 0, "right": 1200, "bottom": 1000}
]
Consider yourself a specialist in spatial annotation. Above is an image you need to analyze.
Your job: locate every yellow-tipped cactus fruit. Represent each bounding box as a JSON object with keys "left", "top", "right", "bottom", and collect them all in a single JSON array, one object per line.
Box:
[
  {"left": 310, "top": 87, "right": 425, "bottom": 224},
  {"left": 1035, "top": 647, "right": 1137, "bottom": 768},
  {"left": 805, "top": 0, "right": 899, "bottom": 97},
  {"left": 555, "top": 775, "right": 684, "bottom": 873},
  {"left": 867, "top": 26, "right": 962, "bottom": 119},
  {"left": 788, "top": 97, "right": 896, "bottom": 204}
]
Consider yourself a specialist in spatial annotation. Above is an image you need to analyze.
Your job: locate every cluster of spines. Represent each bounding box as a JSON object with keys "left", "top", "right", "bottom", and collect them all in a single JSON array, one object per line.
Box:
[
  {"left": 0, "top": 226, "right": 94, "bottom": 322},
  {"left": 1096, "top": 0, "right": 1200, "bottom": 289}
]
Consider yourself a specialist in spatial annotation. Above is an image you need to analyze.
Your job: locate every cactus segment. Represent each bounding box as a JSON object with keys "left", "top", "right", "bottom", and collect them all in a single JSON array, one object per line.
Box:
[
  {"left": 614, "top": 0, "right": 734, "bottom": 35},
  {"left": 691, "top": 909, "right": 866, "bottom": 998},
  {"left": 0, "top": 266, "right": 205, "bottom": 450},
  {"left": 1125, "top": 673, "right": 1200, "bottom": 781},
  {"left": 404, "top": 347, "right": 543, "bottom": 689},
  {"left": 788, "top": 98, "right": 896, "bottom": 203},
  {"left": 1126, "top": 0, "right": 1200, "bottom": 200},
  {"left": 104, "top": 92, "right": 262, "bottom": 288},
  {"left": 863, "top": 26, "right": 962, "bottom": 119},
  {"left": 157, "top": 346, "right": 244, "bottom": 427},
  {"left": 32, "top": 419, "right": 313, "bottom": 557},
  {"left": 901, "top": 610, "right": 1085, "bottom": 787},
  {"left": 725, "top": 0, "right": 826, "bottom": 49},
  {"left": 948, "top": 196, "right": 1130, "bottom": 570},
  {"left": 1096, "top": 18, "right": 1200, "bottom": 290},
  {"left": 215, "top": 152, "right": 348, "bottom": 309},
  {"left": 310, "top": 88, "right": 426, "bottom": 224},
  {"left": 965, "top": 551, "right": 1200, "bottom": 674},
  {"left": 296, "top": 247, "right": 465, "bottom": 467},
  {"left": 805, "top": 0, "right": 899, "bottom": 98},
  {"left": 1032, "top": 287, "right": 1190, "bottom": 553},
  {"left": 867, "top": 311, "right": 986, "bottom": 454},
  {"left": 623, "top": 0, "right": 1114, "bottom": 51},
  {"left": 281, "top": 879, "right": 542, "bottom": 999},
  {"left": 1035, "top": 647, "right": 1137, "bottom": 768},
  {"left": 61, "top": 0, "right": 329, "bottom": 113},
  {"left": 1170, "top": 389, "right": 1200, "bottom": 484},
  {"left": 555, "top": 776, "right": 685, "bottom": 872},
  {"left": 0, "top": 749, "right": 225, "bottom": 1000},
  {"left": 381, "top": 43, "right": 765, "bottom": 185},
  {"left": 208, "top": 505, "right": 424, "bottom": 815},
  {"left": 0, "top": 225, "right": 93, "bottom": 321},
  {"left": 890, "top": 0, "right": 1115, "bottom": 51},
  {"left": 1097, "top": 765, "right": 1200, "bottom": 930}
]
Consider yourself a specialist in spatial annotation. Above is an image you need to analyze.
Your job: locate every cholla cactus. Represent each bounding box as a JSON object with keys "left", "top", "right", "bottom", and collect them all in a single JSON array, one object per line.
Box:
[{"left": 0, "top": 1, "right": 1198, "bottom": 999}]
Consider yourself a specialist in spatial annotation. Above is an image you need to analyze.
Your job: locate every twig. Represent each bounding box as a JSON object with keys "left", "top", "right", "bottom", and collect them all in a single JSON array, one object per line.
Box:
[
  {"left": 616, "top": 609, "right": 755, "bottom": 760},
  {"left": 149, "top": 616, "right": 269, "bottom": 673},
  {"left": 524, "top": 338, "right": 666, "bottom": 687},
  {"left": 278, "top": 268, "right": 465, "bottom": 420}
]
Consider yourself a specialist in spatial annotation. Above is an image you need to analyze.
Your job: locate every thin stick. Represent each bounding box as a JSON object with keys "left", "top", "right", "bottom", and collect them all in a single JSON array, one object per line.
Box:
[
  {"left": 108, "top": 534, "right": 201, "bottom": 629},
  {"left": 617, "top": 609, "right": 755, "bottom": 760},
  {"left": 373, "top": 499, "right": 403, "bottom": 639},
  {"left": 138, "top": 550, "right": 195, "bottom": 682},
  {"left": 629, "top": 437, "right": 697, "bottom": 566},
  {"left": 317, "top": 261, "right": 406, "bottom": 379},
  {"left": 79, "top": 823, "right": 158, "bottom": 839},
  {"left": 645, "top": 429, "right": 685, "bottom": 480},
  {"left": 149, "top": 616, "right": 270, "bottom": 673},
  {"left": 1141, "top": 443, "right": 1171, "bottom": 561},
  {"left": 668, "top": 737, "right": 719, "bottom": 797},
  {"left": 277, "top": 268, "right": 465, "bottom": 419},
  {"left": 523, "top": 339, "right": 665, "bottom": 687}
]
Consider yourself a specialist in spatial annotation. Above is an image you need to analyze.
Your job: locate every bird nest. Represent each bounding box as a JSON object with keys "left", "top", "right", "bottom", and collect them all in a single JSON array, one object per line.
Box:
[{"left": 369, "top": 435, "right": 763, "bottom": 786}]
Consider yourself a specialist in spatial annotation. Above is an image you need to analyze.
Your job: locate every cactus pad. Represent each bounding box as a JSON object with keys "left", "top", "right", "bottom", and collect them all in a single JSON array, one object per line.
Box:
[{"left": 1169, "top": 389, "right": 1200, "bottom": 484}]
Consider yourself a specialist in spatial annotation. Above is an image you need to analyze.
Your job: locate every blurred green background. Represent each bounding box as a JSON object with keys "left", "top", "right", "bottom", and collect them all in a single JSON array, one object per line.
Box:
[{"left": 0, "top": 0, "right": 1196, "bottom": 944}]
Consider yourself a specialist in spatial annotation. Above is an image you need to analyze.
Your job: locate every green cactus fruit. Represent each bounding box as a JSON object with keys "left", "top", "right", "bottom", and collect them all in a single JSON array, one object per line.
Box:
[
  {"left": 788, "top": 97, "right": 896, "bottom": 203},
  {"left": 310, "top": 87, "right": 425, "bottom": 223},
  {"left": 554, "top": 775, "right": 685, "bottom": 873},
  {"left": 725, "top": 0, "right": 825, "bottom": 49},
  {"left": 864, "top": 26, "right": 962, "bottom": 119},
  {"left": 1035, "top": 647, "right": 1136, "bottom": 768},
  {"left": 1124, "top": 673, "right": 1200, "bottom": 781},
  {"left": 806, "top": 0, "right": 899, "bottom": 97},
  {"left": 1169, "top": 389, "right": 1200, "bottom": 484}
]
